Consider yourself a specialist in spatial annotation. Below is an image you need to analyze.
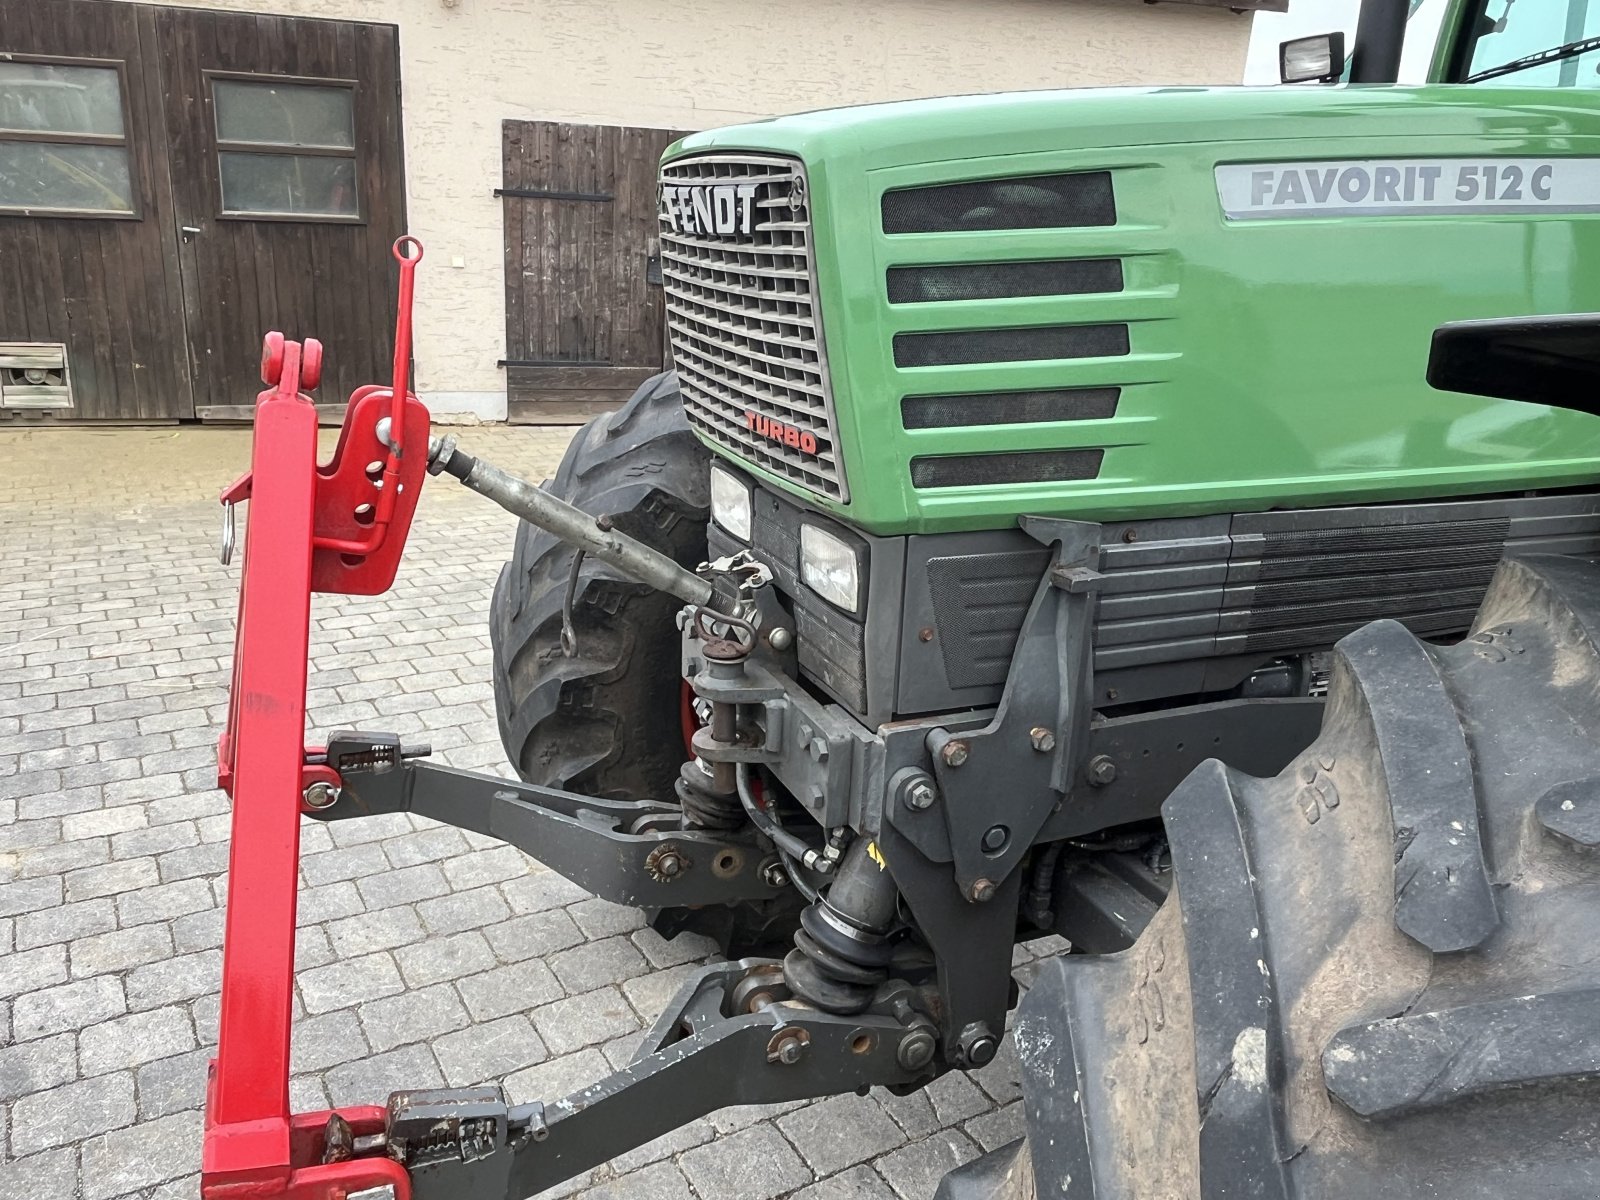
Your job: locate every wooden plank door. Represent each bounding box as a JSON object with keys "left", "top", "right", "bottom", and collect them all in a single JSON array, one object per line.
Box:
[
  {"left": 501, "top": 120, "right": 689, "bottom": 423},
  {"left": 0, "top": 0, "right": 193, "bottom": 420},
  {"left": 155, "top": 5, "right": 406, "bottom": 415}
]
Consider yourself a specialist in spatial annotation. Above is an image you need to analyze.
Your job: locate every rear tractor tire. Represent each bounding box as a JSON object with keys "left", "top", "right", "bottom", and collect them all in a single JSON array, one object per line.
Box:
[
  {"left": 489, "top": 372, "right": 709, "bottom": 801},
  {"left": 946, "top": 554, "right": 1600, "bottom": 1199}
]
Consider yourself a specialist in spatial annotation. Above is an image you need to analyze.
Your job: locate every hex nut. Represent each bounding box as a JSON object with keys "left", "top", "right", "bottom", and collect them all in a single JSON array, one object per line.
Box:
[
  {"left": 897, "top": 1026, "right": 937, "bottom": 1071},
  {"left": 968, "top": 878, "right": 997, "bottom": 904},
  {"left": 941, "top": 740, "right": 970, "bottom": 768},
  {"left": 903, "top": 777, "right": 937, "bottom": 811},
  {"left": 958, "top": 1022, "right": 999, "bottom": 1067},
  {"left": 1029, "top": 726, "right": 1056, "bottom": 753},
  {"left": 1086, "top": 755, "right": 1118, "bottom": 787}
]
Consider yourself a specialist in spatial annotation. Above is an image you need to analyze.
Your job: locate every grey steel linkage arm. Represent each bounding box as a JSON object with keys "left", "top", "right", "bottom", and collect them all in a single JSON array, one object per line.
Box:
[
  {"left": 307, "top": 734, "right": 785, "bottom": 909},
  {"left": 426, "top": 435, "right": 715, "bottom": 609},
  {"left": 382, "top": 961, "right": 938, "bottom": 1199}
]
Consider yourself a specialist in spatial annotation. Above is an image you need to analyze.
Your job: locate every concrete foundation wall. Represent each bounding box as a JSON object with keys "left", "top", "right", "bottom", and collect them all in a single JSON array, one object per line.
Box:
[{"left": 110, "top": 0, "right": 1252, "bottom": 420}]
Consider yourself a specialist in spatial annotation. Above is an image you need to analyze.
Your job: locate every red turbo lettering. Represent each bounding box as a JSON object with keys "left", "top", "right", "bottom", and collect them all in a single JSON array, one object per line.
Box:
[{"left": 744, "top": 410, "right": 818, "bottom": 456}]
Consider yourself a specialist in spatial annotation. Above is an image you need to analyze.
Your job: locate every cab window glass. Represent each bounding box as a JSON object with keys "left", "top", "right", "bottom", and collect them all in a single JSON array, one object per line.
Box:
[{"left": 1466, "top": 0, "right": 1600, "bottom": 86}]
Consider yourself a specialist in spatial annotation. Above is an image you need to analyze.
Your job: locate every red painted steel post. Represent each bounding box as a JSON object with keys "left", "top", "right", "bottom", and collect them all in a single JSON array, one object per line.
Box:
[{"left": 204, "top": 341, "right": 319, "bottom": 1185}]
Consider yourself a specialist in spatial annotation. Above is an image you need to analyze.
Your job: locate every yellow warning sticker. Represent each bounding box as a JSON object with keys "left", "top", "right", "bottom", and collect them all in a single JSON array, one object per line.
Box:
[{"left": 866, "top": 841, "right": 886, "bottom": 871}]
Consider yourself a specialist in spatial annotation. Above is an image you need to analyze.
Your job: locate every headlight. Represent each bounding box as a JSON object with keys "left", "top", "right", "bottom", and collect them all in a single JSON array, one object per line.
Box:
[
  {"left": 709, "top": 465, "right": 751, "bottom": 541},
  {"left": 800, "top": 523, "right": 861, "bottom": 612}
]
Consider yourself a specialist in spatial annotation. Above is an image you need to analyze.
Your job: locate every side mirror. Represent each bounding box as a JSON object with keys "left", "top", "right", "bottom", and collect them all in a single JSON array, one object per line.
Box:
[
  {"left": 1279, "top": 32, "right": 1346, "bottom": 84},
  {"left": 1428, "top": 315, "right": 1600, "bottom": 417}
]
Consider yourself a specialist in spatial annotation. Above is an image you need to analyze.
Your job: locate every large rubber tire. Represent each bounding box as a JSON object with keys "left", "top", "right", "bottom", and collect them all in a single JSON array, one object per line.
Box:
[
  {"left": 489, "top": 372, "right": 709, "bottom": 799},
  {"left": 947, "top": 555, "right": 1600, "bottom": 1199}
]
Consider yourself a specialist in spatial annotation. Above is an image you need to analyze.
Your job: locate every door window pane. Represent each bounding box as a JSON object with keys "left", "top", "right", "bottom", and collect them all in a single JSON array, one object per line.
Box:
[
  {"left": 1467, "top": 0, "right": 1600, "bottom": 86},
  {"left": 0, "top": 61, "right": 125, "bottom": 136},
  {"left": 215, "top": 80, "right": 354, "bottom": 149},
  {"left": 0, "top": 140, "right": 133, "bottom": 213},
  {"left": 219, "top": 152, "right": 356, "bottom": 216}
]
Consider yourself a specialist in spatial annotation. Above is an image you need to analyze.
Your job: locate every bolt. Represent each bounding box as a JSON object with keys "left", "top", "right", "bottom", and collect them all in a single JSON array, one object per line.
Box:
[
  {"left": 768, "top": 626, "right": 793, "bottom": 651},
  {"left": 1029, "top": 726, "right": 1056, "bottom": 753},
  {"left": 981, "top": 825, "right": 1009, "bottom": 853},
  {"left": 897, "top": 1027, "right": 937, "bottom": 1071},
  {"left": 941, "top": 740, "right": 969, "bottom": 768},
  {"left": 302, "top": 781, "right": 340, "bottom": 809},
  {"left": 968, "top": 878, "right": 997, "bottom": 904},
  {"left": 958, "top": 1022, "right": 999, "bottom": 1067},
  {"left": 918, "top": 627, "right": 935, "bottom": 643},
  {"left": 1087, "top": 755, "right": 1117, "bottom": 787},
  {"left": 904, "top": 778, "right": 936, "bottom": 811},
  {"left": 1121, "top": 527, "right": 1139, "bottom": 544},
  {"left": 809, "top": 738, "right": 829, "bottom": 763},
  {"left": 762, "top": 861, "right": 789, "bottom": 889},
  {"left": 656, "top": 852, "right": 682, "bottom": 878}
]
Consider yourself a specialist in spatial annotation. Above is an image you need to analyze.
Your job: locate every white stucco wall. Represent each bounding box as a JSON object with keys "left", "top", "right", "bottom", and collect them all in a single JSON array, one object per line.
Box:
[{"left": 115, "top": 0, "right": 1253, "bottom": 420}]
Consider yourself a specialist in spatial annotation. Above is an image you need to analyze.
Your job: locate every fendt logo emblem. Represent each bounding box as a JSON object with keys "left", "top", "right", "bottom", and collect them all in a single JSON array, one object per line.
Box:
[
  {"left": 745, "top": 410, "right": 818, "bottom": 456},
  {"left": 662, "top": 183, "right": 760, "bottom": 236}
]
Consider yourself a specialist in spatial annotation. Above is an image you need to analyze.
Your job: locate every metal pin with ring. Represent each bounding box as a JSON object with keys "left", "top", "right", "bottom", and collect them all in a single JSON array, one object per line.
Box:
[{"left": 220, "top": 501, "right": 236, "bottom": 566}]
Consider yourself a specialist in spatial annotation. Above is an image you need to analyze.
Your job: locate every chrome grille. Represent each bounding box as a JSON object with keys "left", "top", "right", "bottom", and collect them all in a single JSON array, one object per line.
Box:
[{"left": 659, "top": 153, "right": 846, "bottom": 500}]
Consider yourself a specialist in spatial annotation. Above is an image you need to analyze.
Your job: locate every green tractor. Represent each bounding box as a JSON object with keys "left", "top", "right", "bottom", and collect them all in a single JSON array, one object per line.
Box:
[{"left": 480, "top": 0, "right": 1600, "bottom": 1193}]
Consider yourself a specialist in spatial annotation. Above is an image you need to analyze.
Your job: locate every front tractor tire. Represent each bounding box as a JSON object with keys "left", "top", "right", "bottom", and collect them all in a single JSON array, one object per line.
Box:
[
  {"left": 952, "top": 555, "right": 1600, "bottom": 1200},
  {"left": 490, "top": 372, "right": 709, "bottom": 800}
]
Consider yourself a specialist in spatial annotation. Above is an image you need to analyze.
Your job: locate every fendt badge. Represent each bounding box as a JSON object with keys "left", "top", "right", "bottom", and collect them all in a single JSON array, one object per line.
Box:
[
  {"left": 662, "top": 183, "right": 760, "bottom": 236},
  {"left": 745, "top": 410, "right": 819, "bottom": 456}
]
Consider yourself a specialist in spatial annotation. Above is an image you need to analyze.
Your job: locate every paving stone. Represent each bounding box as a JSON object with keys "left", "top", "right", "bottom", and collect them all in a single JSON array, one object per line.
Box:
[
  {"left": 630, "top": 926, "right": 719, "bottom": 970},
  {"left": 568, "top": 898, "right": 647, "bottom": 939},
  {"left": 71, "top": 923, "right": 174, "bottom": 979},
  {"left": 416, "top": 884, "right": 511, "bottom": 935},
  {"left": 680, "top": 1123, "right": 812, "bottom": 1200},
  {"left": 125, "top": 949, "right": 221, "bottom": 1011},
  {"left": 549, "top": 936, "right": 649, "bottom": 994},
  {"left": 0, "top": 1148, "right": 78, "bottom": 1200},
  {"left": 14, "top": 835, "right": 110, "bottom": 878},
  {"left": 0, "top": 1031, "right": 76, "bottom": 1103},
  {"left": 156, "top": 841, "right": 230, "bottom": 883},
  {"left": 290, "top": 1009, "right": 371, "bottom": 1074},
  {"left": 326, "top": 905, "right": 427, "bottom": 957},
  {"left": 13, "top": 974, "right": 125, "bottom": 1039},
  {"left": 360, "top": 982, "right": 471, "bottom": 1052},
  {"left": 503, "top": 1047, "right": 610, "bottom": 1107},
  {"left": 531, "top": 987, "right": 640, "bottom": 1055},
  {"left": 574, "top": 1160, "right": 696, "bottom": 1200},
  {"left": 483, "top": 909, "right": 584, "bottom": 962},
  {"left": 0, "top": 874, "right": 63, "bottom": 918},
  {"left": 442, "top": 844, "right": 529, "bottom": 890},
  {"left": 300, "top": 842, "right": 391, "bottom": 888},
  {"left": 778, "top": 1092, "right": 907, "bottom": 1176},
  {"left": 80, "top": 1109, "right": 203, "bottom": 1200},
  {"left": 169, "top": 907, "right": 225, "bottom": 954},
  {"left": 135, "top": 1047, "right": 214, "bottom": 1119},
  {"left": 394, "top": 929, "right": 496, "bottom": 987},
  {"left": 80, "top": 1006, "right": 197, "bottom": 1075},
  {"left": 356, "top": 862, "right": 450, "bottom": 910},
  {"left": 500, "top": 868, "right": 588, "bottom": 914},
  {"left": 327, "top": 811, "right": 415, "bottom": 847},
  {"left": 965, "top": 1101, "right": 1026, "bottom": 1151},
  {"left": 789, "top": 1164, "right": 900, "bottom": 1200},
  {"left": 457, "top": 959, "right": 564, "bottom": 1021},
  {"left": 382, "top": 826, "right": 470, "bottom": 868},
  {"left": 872, "top": 1129, "right": 981, "bottom": 1200},
  {"left": 433, "top": 1014, "right": 548, "bottom": 1085},
  {"left": 300, "top": 952, "right": 405, "bottom": 1014},
  {"left": 115, "top": 877, "right": 214, "bottom": 927},
  {"left": 11, "top": 1070, "right": 136, "bottom": 1155},
  {"left": 110, "top": 820, "right": 199, "bottom": 859},
  {"left": 0, "top": 944, "right": 68, "bottom": 999},
  {"left": 60, "top": 803, "right": 147, "bottom": 841},
  {"left": 64, "top": 858, "right": 159, "bottom": 902},
  {"left": 619, "top": 962, "right": 703, "bottom": 1023},
  {"left": 296, "top": 881, "right": 364, "bottom": 926},
  {"left": 14, "top": 896, "right": 116, "bottom": 950},
  {"left": 325, "top": 1042, "right": 444, "bottom": 1108}
]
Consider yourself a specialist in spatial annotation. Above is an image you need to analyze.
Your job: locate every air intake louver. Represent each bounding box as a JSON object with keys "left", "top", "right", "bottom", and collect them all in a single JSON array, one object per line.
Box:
[
  {"left": 887, "top": 259, "right": 1123, "bottom": 304},
  {"left": 910, "top": 448, "right": 1103, "bottom": 489},
  {"left": 894, "top": 324, "right": 1129, "bottom": 368},
  {"left": 901, "top": 387, "right": 1120, "bottom": 430},
  {"left": 882, "top": 171, "right": 1116, "bottom": 234}
]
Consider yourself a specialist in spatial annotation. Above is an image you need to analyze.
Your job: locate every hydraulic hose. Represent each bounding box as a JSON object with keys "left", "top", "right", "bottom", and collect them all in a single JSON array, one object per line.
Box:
[{"left": 736, "top": 763, "right": 824, "bottom": 900}]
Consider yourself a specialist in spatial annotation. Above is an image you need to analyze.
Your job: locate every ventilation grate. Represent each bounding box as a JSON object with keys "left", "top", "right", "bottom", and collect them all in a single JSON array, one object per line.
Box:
[
  {"left": 902, "top": 387, "right": 1119, "bottom": 430},
  {"left": 894, "top": 324, "right": 1129, "bottom": 368},
  {"left": 887, "top": 259, "right": 1123, "bottom": 304},
  {"left": 882, "top": 171, "right": 1116, "bottom": 234},
  {"left": 911, "top": 448, "right": 1104, "bottom": 489}
]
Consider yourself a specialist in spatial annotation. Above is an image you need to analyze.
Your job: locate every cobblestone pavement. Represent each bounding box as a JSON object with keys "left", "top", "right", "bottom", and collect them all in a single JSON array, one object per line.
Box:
[{"left": 0, "top": 424, "right": 1047, "bottom": 1200}]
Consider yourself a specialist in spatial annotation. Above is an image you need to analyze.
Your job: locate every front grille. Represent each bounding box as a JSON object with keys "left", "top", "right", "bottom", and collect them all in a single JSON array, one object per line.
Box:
[{"left": 659, "top": 153, "right": 846, "bottom": 500}]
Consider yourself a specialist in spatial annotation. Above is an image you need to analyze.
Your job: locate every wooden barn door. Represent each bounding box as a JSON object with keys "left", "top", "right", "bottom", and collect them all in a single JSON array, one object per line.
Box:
[
  {"left": 500, "top": 121, "right": 689, "bottom": 423},
  {"left": 0, "top": 0, "right": 404, "bottom": 421}
]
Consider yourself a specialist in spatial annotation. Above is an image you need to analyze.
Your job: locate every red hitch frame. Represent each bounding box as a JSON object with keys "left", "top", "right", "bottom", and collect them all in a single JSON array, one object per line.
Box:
[{"left": 206, "top": 238, "right": 430, "bottom": 1199}]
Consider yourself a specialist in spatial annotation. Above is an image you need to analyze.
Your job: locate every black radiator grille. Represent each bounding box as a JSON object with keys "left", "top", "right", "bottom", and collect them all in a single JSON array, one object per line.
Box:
[
  {"left": 894, "top": 324, "right": 1130, "bottom": 368},
  {"left": 882, "top": 171, "right": 1116, "bottom": 234},
  {"left": 911, "top": 449, "right": 1103, "bottom": 489},
  {"left": 902, "top": 387, "right": 1120, "bottom": 430},
  {"left": 887, "top": 259, "right": 1124, "bottom": 304}
]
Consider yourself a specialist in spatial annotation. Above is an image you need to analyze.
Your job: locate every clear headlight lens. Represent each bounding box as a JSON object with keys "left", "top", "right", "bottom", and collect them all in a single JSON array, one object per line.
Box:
[
  {"left": 709, "top": 465, "right": 752, "bottom": 541},
  {"left": 800, "top": 523, "right": 860, "bottom": 612}
]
